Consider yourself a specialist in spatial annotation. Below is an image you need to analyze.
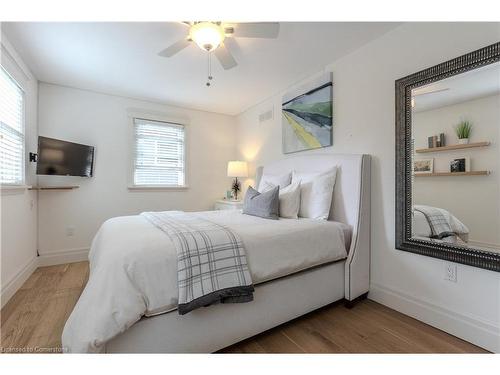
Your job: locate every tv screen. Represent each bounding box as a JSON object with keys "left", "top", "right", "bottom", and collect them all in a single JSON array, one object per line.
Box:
[{"left": 36, "top": 136, "right": 94, "bottom": 177}]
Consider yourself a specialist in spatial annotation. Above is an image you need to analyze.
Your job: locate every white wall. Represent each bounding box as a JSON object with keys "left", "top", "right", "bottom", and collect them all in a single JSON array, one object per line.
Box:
[
  {"left": 37, "top": 83, "right": 237, "bottom": 263},
  {"left": 0, "top": 32, "right": 38, "bottom": 307},
  {"left": 413, "top": 94, "right": 500, "bottom": 248},
  {"left": 236, "top": 23, "right": 500, "bottom": 351}
]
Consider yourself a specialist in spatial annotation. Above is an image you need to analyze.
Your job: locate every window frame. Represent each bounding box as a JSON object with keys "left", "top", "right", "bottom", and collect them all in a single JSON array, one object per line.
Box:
[
  {"left": 128, "top": 110, "right": 189, "bottom": 190},
  {"left": 0, "top": 65, "right": 26, "bottom": 187}
]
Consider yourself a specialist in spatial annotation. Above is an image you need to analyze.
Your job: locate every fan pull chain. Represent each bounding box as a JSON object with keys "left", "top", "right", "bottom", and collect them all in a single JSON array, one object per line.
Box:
[{"left": 206, "top": 52, "right": 213, "bottom": 87}]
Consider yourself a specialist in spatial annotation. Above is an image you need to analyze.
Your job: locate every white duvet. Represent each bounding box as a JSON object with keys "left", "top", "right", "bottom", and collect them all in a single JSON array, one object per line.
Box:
[
  {"left": 412, "top": 205, "right": 469, "bottom": 242},
  {"left": 62, "top": 210, "right": 348, "bottom": 353}
]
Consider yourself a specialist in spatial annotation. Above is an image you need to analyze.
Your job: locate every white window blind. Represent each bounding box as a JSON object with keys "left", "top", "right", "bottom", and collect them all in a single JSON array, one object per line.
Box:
[
  {"left": 133, "top": 118, "right": 185, "bottom": 186},
  {"left": 0, "top": 67, "right": 24, "bottom": 185}
]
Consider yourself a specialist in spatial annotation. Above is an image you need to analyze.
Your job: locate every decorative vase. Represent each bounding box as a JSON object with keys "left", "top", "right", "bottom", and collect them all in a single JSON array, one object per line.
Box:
[{"left": 458, "top": 138, "right": 469, "bottom": 145}]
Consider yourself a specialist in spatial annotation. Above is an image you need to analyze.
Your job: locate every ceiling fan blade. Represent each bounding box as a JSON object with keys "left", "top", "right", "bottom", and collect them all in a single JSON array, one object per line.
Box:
[
  {"left": 230, "top": 22, "right": 280, "bottom": 38},
  {"left": 214, "top": 44, "right": 237, "bottom": 70},
  {"left": 158, "top": 39, "right": 190, "bottom": 57}
]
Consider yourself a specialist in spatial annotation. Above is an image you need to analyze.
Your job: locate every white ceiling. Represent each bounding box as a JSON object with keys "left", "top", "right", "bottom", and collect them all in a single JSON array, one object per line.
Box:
[
  {"left": 2, "top": 22, "right": 399, "bottom": 115},
  {"left": 412, "top": 62, "right": 500, "bottom": 112}
]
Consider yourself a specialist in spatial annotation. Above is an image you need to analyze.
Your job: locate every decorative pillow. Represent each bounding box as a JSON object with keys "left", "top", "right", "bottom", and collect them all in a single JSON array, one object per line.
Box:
[
  {"left": 257, "top": 171, "right": 291, "bottom": 193},
  {"left": 292, "top": 167, "right": 337, "bottom": 220},
  {"left": 242, "top": 186, "right": 280, "bottom": 220},
  {"left": 262, "top": 181, "right": 301, "bottom": 219}
]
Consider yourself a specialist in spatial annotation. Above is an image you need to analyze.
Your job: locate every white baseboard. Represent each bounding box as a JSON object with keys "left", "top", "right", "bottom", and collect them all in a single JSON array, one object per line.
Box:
[
  {"left": 37, "top": 247, "right": 89, "bottom": 267},
  {"left": 369, "top": 282, "right": 500, "bottom": 353},
  {"left": 1, "top": 256, "right": 38, "bottom": 308}
]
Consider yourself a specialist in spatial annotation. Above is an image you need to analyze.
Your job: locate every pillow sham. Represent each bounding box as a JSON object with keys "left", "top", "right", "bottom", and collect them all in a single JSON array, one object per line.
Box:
[
  {"left": 292, "top": 167, "right": 337, "bottom": 220},
  {"left": 262, "top": 181, "right": 301, "bottom": 219},
  {"left": 242, "top": 186, "right": 280, "bottom": 220},
  {"left": 257, "top": 171, "right": 291, "bottom": 193}
]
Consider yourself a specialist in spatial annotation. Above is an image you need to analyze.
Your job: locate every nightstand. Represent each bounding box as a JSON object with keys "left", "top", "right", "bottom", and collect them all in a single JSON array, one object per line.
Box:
[{"left": 214, "top": 199, "right": 243, "bottom": 211}]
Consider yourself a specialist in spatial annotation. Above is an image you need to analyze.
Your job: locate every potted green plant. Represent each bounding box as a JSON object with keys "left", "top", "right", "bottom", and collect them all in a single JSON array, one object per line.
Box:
[{"left": 455, "top": 120, "right": 472, "bottom": 144}]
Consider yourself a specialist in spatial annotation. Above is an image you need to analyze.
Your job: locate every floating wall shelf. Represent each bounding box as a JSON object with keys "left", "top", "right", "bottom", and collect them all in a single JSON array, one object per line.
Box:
[
  {"left": 415, "top": 141, "right": 490, "bottom": 153},
  {"left": 415, "top": 171, "right": 490, "bottom": 177},
  {"left": 29, "top": 186, "right": 80, "bottom": 190}
]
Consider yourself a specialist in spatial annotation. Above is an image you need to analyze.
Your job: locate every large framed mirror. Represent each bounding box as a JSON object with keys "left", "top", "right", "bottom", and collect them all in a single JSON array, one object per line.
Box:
[{"left": 396, "top": 42, "right": 500, "bottom": 272}]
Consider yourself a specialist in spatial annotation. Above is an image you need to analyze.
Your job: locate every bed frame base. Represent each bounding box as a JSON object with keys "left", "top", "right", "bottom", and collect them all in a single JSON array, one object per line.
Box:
[
  {"left": 106, "top": 261, "right": 346, "bottom": 353},
  {"left": 344, "top": 292, "right": 369, "bottom": 309}
]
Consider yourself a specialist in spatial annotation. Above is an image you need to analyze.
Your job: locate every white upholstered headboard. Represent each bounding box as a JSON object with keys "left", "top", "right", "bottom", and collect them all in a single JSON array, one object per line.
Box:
[
  {"left": 255, "top": 153, "right": 369, "bottom": 228},
  {"left": 256, "top": 153, "right": 371, "bottom": 300}
]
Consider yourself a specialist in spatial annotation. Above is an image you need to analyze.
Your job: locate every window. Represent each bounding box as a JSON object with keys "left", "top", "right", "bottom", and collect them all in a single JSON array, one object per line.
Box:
[
  {"left": 0, "top": 67, "right": 24, "bottom": 185},
  {"left": 133, "top": 118, "right": 186, "bottom": 187}
]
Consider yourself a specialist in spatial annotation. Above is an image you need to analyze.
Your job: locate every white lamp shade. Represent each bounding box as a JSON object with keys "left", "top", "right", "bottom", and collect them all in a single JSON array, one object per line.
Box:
[{"left": 227, "top": 161, "right": 248, "bottom": 178}]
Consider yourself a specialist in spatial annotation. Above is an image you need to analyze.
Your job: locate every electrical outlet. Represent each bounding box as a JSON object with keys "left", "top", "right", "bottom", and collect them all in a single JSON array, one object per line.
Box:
[
  {"left": 444, "top": 263, "right": 457, "bottom": 282},
  {"left": 66, "top": 226, "right": 75, "bottom": 237}
]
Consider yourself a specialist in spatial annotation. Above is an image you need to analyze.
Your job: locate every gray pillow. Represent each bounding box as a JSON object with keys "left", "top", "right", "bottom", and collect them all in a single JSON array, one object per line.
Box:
[{"left": 242, "top": 186, "right": 279, "bottom": 220}]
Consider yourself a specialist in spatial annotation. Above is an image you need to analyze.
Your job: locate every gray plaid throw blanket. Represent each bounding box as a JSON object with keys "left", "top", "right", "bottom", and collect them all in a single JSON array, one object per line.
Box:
[
  {"left": 141, "top": 211, "right": 254, "bottom": 315},
  {"left": 413, "top": 205, "right": 455, "bottom": 239}
]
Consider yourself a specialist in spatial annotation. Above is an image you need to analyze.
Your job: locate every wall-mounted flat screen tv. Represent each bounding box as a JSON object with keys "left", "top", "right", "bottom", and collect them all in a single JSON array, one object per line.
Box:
[{"left": 36, "top": 136, "right": 95, "bottom": 177}]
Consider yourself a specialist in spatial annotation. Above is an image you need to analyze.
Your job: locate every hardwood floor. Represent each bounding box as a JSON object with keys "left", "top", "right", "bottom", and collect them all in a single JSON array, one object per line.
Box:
[
  {"left": 1, "top": 262, "right": 487, "bottom": 353},
  {"left": 1, "top": 262, "right": 89, "bottom": 353}
]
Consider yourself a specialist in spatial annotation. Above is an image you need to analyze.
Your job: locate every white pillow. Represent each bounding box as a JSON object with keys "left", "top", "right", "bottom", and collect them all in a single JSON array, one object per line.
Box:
[
  {"left": 258, "top": 171, "right": 291, "bottom": 193},
  {"left": 262, "top": 181, "right": 301, "bottom": 219},
  {"left": 292, "top": 167, "right": 337, "bottom": 220}
]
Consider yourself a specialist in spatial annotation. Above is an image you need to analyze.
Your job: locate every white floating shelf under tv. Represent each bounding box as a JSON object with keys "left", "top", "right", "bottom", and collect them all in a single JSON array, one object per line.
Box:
[{"left": 29, "top": 186, "right": 80, "bottom": 190}]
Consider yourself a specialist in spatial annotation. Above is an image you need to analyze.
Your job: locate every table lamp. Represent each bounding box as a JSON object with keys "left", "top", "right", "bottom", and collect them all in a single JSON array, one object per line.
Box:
[{"left": 227, "top": 161, "right": 248, "bottom": 200}]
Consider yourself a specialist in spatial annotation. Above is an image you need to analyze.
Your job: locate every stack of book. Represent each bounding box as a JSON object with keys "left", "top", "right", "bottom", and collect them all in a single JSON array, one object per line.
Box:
[{"left": 427, "top": 133, "right": 445, "bottom": 148}]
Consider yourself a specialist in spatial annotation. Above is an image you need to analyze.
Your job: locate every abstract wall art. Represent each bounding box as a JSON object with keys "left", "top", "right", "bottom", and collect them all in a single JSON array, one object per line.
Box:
[{"left": 282, "top": 73, "right": 333, "bottom": 154}]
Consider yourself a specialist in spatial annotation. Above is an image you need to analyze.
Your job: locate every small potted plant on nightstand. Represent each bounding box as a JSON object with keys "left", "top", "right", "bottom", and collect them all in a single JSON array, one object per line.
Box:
[{"left": 455, "top": 120, "right": 472, "bottom": 144}]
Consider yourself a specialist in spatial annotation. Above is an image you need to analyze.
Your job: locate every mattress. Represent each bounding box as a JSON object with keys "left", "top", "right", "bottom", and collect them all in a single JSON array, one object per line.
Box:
[{"left": 62, "top": 210, "right": 348, "bottom": 352}]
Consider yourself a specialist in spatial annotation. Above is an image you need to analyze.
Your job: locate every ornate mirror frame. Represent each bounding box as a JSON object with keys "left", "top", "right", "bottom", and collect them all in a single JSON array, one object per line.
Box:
[{"left": 395, "top": 42, "right": 500, "bottom": 272}]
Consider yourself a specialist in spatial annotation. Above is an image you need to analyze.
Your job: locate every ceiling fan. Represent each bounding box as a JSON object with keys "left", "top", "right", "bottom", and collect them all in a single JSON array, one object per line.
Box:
[{"left": 158, "top": 22, "right": 280, "bottom": 73}]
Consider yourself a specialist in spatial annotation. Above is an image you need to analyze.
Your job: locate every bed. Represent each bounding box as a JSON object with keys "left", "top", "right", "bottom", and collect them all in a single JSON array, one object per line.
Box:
[
  {"left": 62, "top": 153, "right": 371, "bottom": 353},
  {"left": 412, "top": 205, "right": 469, "bottom": 243}
]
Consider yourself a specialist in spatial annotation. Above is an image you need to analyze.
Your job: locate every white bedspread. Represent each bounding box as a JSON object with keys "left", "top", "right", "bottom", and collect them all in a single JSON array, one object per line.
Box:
[
  {"left": 412, "top": 205, "right": 469, "bottom": 241},
  {"left": 62, "top": 210, "right": 348, "bottom": 353}
]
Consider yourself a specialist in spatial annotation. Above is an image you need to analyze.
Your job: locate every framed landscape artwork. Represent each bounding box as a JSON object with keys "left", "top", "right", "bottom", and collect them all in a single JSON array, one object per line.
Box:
[
  {"left": 282, "top": 73, "right": 333, "bottom": 154},
  {"left": 413, "top": 159, "right": 434, "bottom": 174}
]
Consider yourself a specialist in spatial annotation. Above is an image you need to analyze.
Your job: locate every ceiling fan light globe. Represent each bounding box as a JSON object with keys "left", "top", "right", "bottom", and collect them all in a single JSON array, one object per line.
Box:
[{"left": 190, "top": 22, "right": 225, "bottom": 52}]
